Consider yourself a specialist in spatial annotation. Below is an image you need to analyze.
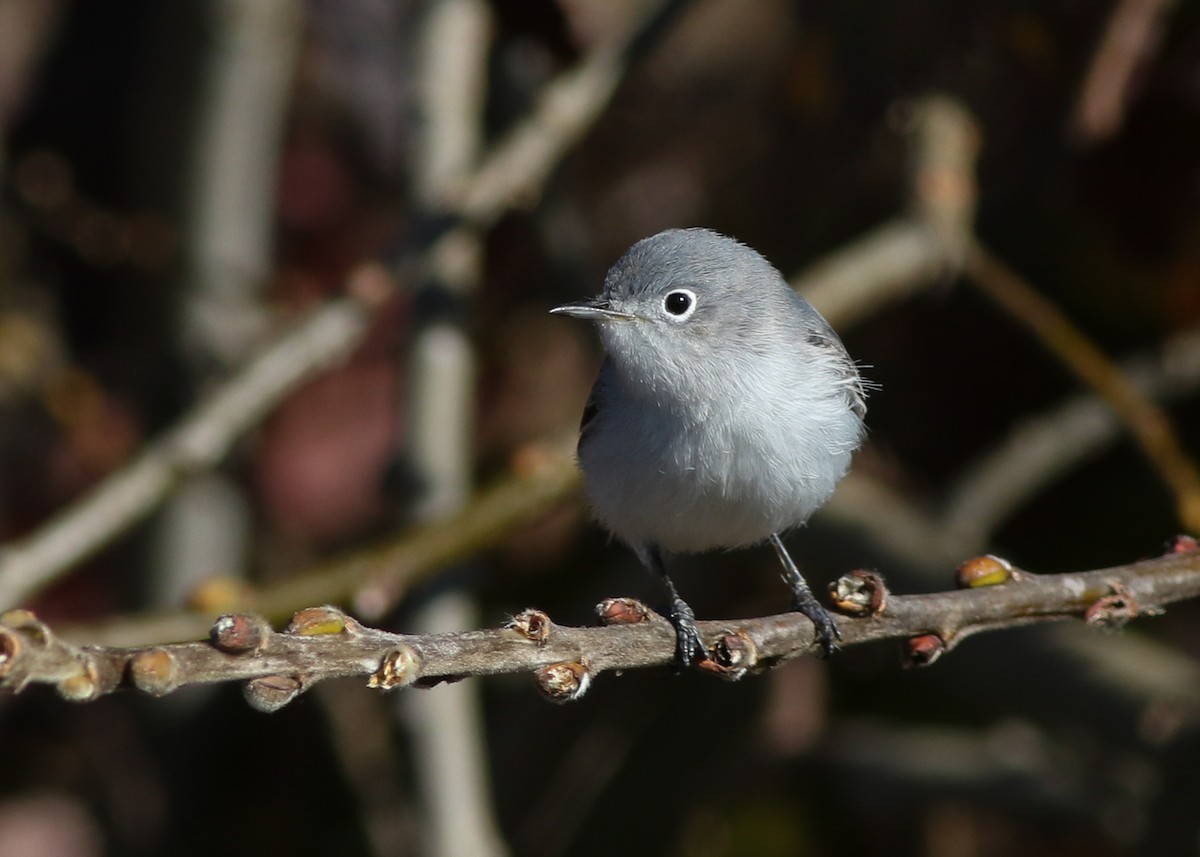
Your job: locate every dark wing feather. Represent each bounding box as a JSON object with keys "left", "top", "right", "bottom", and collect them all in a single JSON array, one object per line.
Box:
[
  {"left": 804, "top": 325, "right": 868, "bottom": 421},
  {"left": 576, "top": 358, "right": 611, "bottom": 454}
]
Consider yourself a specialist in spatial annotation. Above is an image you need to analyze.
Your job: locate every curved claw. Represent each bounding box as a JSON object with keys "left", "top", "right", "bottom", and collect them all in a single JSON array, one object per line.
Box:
[
  {"left": 790, "top": 585, "right": 842, "bottom": 658},
  {"left": 806, "top": 606, "right": 842, "bottom": 659},
  {"left": 671, "top": 612, "right": 709, "bottom": 669}
]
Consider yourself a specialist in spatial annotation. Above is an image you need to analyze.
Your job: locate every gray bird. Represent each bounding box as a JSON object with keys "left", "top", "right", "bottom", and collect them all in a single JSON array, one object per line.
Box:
[{"left": 551, "top": 227, "right": 866, "bottom": 666}]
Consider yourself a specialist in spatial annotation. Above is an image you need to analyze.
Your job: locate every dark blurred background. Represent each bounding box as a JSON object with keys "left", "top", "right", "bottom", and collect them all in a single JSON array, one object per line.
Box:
[{"left": 1, "top": 0, "right": 1199, "bottom": 855}]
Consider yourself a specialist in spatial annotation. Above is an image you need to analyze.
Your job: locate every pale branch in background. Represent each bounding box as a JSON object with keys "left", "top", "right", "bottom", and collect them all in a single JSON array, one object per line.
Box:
[
  {"left": 0, "top": 264, "right": 395, "bottom": 611},
  {"left": 407, "top": 4, "right": 506, "bottom": 857},
  {"left": 942, "top": 324, "right": 1200, "bottom": 548},
  {"left": 904, "top": 96, "right": 979, "bottom": 274},
  {"left": 155, "top": 0, "right": 305, "bottom": 616},
  {"left": 792, "top": 217, "right": 945, "bottom": 330},
  {"left": 186, "top": 0, "right": 304, "bottom": 365},
  {"left": 58, "top": 438, "right": 580, "bottom": 649},
  {"left": 794, "top": 97, "right": 978, "bottom": 329},
  {"left": 419, "top": 0, "right": 686, "bottom": 296},
  {"left": 965, "top": 242, "right": 1200, "bottom": 534},
  {"left": 799, "top": 94, "right": 1200, "bottom": 538},
  {"left": 1069, "top": 0, "right": 1178, "bottom": 144},
  {"left": 449, "top": 0, "right": 681, "bottom": 229},
  {"left": 0, "top": 0, "right": 684, "bottom": 616},
  {"left": 823, "top": 325, "right": 1200, "bottom": 568},
  {"left": 2, "top": 546, "right": 1198, "bottom": 706}
]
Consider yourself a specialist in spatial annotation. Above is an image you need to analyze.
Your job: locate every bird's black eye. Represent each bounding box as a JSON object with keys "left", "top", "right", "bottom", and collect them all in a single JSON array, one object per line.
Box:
[{"left": 664, "top": 290, "right": 694, "bottom": 316}]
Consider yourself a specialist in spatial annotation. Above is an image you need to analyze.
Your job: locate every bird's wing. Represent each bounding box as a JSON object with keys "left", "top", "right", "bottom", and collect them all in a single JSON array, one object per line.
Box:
[
  {"left": 803, "top": 320, "right": 869, "bottom": 421},
  {"left": 577, "top": 357, "right": 612, "bottom": 453}
]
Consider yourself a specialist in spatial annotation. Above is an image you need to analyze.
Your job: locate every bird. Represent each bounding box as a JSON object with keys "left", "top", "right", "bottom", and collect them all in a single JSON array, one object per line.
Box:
[{"left": 551, "top": 227, "right": 867, "bottom": 667}]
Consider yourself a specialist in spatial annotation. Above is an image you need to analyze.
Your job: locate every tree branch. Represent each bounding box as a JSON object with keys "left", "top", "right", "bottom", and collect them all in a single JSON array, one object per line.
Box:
[
  {"left": 0, "top": 1, "right": 686, "bottom": 612},
  {"left": 793, "top": 92, "right": 1200, "bottom": 537},
  {"left": 1069, "top": 0, "right": 1177, "bottom": 144},
  {"left": 4, "top": 546, "right": 1197, "bottom": 707},
  {"left": 942, "top": 324, "right": 1200, "bottom": 548},
  {"left": 58, "top": 438, "right": 581, "bottom": 648},
  {"left": 822, "top": 324, "right": 1200, "bottom": 569},
  {"left": 0, "top": 264, "right": 396, "bottom": 609},
  {"left": 964, "top": 242, "right": 1200, "bottom": 534}
]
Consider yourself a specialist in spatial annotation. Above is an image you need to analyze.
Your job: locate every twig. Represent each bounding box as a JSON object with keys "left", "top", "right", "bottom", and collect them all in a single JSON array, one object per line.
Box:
[
  {"left": 0, "top": 264, "right": 396, "bottom": 610},
  {"left": 407, "top": 5, "right": 507, "bottom": 857},
  {"left": 823, "top": 327, "right": 1200, "bottom": 574},
  {"left": 791, "top": 217, "right": 945, "bottom": 330},
  {"left": 0, "top": 1, "right": 683, "bottom": 615},
  {"left": 964, "top": 242, "right": 1200, "bottom": 534},
  {"left": 412, "top": 0, "right": 491, "bottom": 211},
  {"left": 905, "top": 96, "right": 979, "bottom": 274},
  {"left": 943, "top": 325, "right": 1200, "bottom": 547},
  {"left": 5, "top": 547, "right": 1197, "bottom": 705},
  {"left": 419, "top": 0, "right": 686, "bottom": 294},
  {"left": 1069, "top": 0, "right": 1177, "bottom": 144},
  {"left": 58, "top": 438, "right": 580, "bottom": 648},
  {"left": 793, "top": 96, "right": 979, "bottom": 328},
  {"left": 186, "top": 0, "right": 305, "bottom": 365}
]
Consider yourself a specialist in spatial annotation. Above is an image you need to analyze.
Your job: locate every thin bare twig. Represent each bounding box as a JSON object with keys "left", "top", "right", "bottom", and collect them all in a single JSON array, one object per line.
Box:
[
  {"left": 3, "top": 547, "right": 1197, "bottom": 705},
  {"left": 793, "top": 96, "right": 979, "bottom": 327},
  {"left": 943, "top": 325, "right": 1200, "bottom": 547},
  {"left": 0, "top": 2, "right": 682, "bottom": 616},
  {"left": 58, "top": 439, "right": 580, "bottom": 648},
  {"left": 905, "top": 96, "right": 979, "bottom": 273},
  {"left": 407, "top": 4, "right": 506, "bottom": 856},
  {"left": 419, "top": 0, "right": 684, "bottom": 296},
  {"left": 791, "top": 217, "right": 945, "bottom": 330},
  {"left": 1070, "top": 0, "right": 1177, "bottom": 144},
  {"left": 0, "top": 264, "right": 396, "bottom": 610},
  {"left": 965, "top": 242, "right": 1200, "bottom": 535},
  {"left": 186, "top": 0, "right": 305, "bottom": 365}
]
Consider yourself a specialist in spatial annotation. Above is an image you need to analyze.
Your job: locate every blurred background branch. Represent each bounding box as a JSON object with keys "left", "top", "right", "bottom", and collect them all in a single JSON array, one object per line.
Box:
[
  {"left": 0, "top": 264, "right": 394, "bottom": 610},
  {"left": 401, "top": 3, "right": 502, "bottom": 855}
]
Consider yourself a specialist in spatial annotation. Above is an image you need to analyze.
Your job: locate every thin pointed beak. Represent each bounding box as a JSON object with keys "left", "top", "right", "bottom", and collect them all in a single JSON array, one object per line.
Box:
[{"left": 549, "top": 298, "right": 637, "bottom": 321}]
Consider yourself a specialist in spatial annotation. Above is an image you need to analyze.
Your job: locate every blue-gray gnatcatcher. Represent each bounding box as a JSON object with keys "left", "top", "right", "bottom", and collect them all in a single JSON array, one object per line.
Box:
[{"left": 551, "top": 228, "right": 866, "bottom": 667}]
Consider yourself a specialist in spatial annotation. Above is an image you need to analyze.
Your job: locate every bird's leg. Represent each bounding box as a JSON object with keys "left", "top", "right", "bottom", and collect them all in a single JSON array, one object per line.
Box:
[
  {"left": 641, "top": 543, "right": 709, "bottom": 668},
  {"left": 769, "top": 533, "right": 841, "bottom": 658}
]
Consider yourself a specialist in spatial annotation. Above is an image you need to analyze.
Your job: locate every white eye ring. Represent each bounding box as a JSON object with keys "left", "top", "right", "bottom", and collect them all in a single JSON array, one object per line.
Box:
[{"left": 662, "top": 288, "right": 697, "bottom": 320}]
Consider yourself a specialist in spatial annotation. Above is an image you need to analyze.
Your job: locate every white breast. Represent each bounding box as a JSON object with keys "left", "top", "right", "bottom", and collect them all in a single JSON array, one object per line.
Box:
[{"left": 579, "top": 350, "right": 861, "bottom": 553}]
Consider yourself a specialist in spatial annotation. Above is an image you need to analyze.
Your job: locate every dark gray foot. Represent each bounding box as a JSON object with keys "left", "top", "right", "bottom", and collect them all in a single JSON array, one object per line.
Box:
[
  {"left": 769, "top": 533, "right": 841, "bottom": 658},
  {"left": 666, "top": 589, "right": 708, "bottom": 668},
  {"left": 642, "top": 543, "right": 709, "bottom": 669}
]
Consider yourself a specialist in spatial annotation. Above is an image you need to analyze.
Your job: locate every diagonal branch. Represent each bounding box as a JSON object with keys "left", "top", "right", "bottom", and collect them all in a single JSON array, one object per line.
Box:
[
  {"left": 4, "top": 546, "right": 1197, "bottom": 707},
  {"left": 60, "top": 438, "right": 581, "bottom": 648},
  {"left": 0, "top": 264, "right": 396, "bottom": 609},
  {"left": 794, "top": 94, "right": 1200, "bottom": 537},
  {"left": 964, "top": 243, "right": 1200, "bottom": 534},
  {"left": 0, "top": 3, "right": 686, "bottom": 612}
]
